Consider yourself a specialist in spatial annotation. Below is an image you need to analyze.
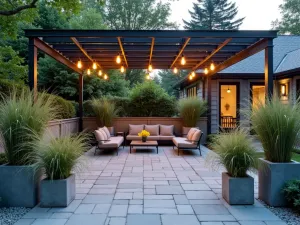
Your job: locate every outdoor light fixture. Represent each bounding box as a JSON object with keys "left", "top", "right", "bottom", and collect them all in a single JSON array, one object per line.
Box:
[
  {"left": 227, "top": 87, "right": 231, "bottom": 93},
  {"left": 189, "top": 74, "right": 193, "bottom": 80},
  {"left": 116, "top": 54, "right": 121, "bottom": 64},
  {"left": 204, "top": 68, "right": 209, "bottom": 75},
  {"left": 77, "top": 60, "right": 82, "bottom": 69},
  {"left": 210, "top": 62, "right": 215, "bottom": 71},
  {"left": 120, "top": 65, "right": 125, "bottom": 73},
  {"left": 148, "top": 64, "right": 153, "bottom": 72},
  {"left": 146, "top": 74, "right": 151, "bottom": 80},
  {"left": 98, "top": 70, "right": 102, "bottom": 77},
  {"left": 181, "top": 55, "right": 186, "bottom": 65},
  {"left": 87, "top": 69, "right": 91, "bottom": 75},
  {"left": 92, "top": 62, "right": 97, "bottom": 70},
  {"left": 104, "top": 74, "right": 108, "bottom": 80},
  {"left": 173, "top": 67, "right": 178, "bottom": 74},
  {"left": 281, "top": 84, "right": 287, "bottom": 96},
  {"left": 191, "top": 71, "right": 196, "bottom": 77}
]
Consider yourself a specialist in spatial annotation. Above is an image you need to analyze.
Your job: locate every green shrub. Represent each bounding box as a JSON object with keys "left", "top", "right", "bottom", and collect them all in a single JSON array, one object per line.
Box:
[
  {"left": 83, "top": 100, "right": 94, "bottom": 117},
  {"left": 209, "top": 129, "right": 257, "bottom": 177},
  {"left": 248, "top": 97, "right": 300, "bottom": 162},
  {"left": 0, "top": 79, "right": 26, "bottom": 99},
  {"left": 0, "top": 89, "right": 58, "bottom": 165},
  {"left": 129, "top": 81, "right": 177, "bottom": 117},
  {"left": 34, "top": 134, "right": 89, "bottom": 180},
  {"left": 106, "top": 96, "right": 130, "bottom": 117},
  {"left": 91, "top": 97, "right": 119, "bottom": 127},
  {"left": 283, "top": 180, "right": 300, "bottom": 212},
  {"left": 178, "top": 97, "right": 207, "bottom": 127},
  {"left": 44, "top": 94, "right": 75, "bottom": 119},
  {"left": 0, "top": 153, "right": 8, "bottom": 165}
]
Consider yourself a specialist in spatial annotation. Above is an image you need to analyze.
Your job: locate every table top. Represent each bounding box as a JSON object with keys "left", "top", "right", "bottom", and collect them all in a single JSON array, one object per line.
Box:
[{"left": 130, "top": 141, "right": 158, "bottom": 146}]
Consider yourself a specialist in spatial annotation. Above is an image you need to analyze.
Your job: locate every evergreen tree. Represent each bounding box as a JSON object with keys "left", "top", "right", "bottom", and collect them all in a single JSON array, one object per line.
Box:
[{"left": 183, "top": 0, "right": 244, "bottom": 30}]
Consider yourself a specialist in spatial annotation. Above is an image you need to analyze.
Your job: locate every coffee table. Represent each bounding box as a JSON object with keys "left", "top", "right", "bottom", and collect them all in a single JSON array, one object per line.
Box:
[{"left": 130, "top": 141, "right": 158, "bottom": 154}]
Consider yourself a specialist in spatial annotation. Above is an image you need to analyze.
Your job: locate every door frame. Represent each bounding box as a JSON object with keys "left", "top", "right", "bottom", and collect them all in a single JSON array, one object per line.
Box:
[{"left": 219, "top": 82, "right": 240, "bottom": 130}]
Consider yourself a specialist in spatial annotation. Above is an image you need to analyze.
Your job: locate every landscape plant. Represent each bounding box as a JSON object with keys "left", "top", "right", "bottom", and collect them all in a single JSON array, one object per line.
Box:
[
  {"left": 210, "top": 129, "right": 257, "bottom": 177},
  {"left": 178, "top": 97, "right": 207, "bottom": 127},
  {"left": 283, "top": 180, "right": 300, "bottom": 212}
]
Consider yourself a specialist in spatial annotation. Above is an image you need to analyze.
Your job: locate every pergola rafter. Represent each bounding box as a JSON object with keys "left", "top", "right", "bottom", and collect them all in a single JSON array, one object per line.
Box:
[
  {"left": 149, "top": 37, "right": 155, "bottom": 67},
  {"left": 117, "top": 37, "right": 128, "bottom": 68},
  {"left": 169, "top": 37, "right": 191, "bottom": 69}
]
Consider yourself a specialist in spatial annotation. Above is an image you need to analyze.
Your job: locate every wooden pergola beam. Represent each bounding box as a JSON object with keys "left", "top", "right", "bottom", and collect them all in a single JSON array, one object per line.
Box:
[
  {"left": 117, "top": 37, "right": 128, "bottom": 67},
  {"left": 170, "top": 37, "right": 191, "bottom": 69},
  {"left": 192, "top": 38, "right": 232, "bottom": 71},
  {"left": 149, "top": 37, "right": 155, "bottom": 66},
  {"left": 71, "top": 37, "right": 102, "bottom": 69}
]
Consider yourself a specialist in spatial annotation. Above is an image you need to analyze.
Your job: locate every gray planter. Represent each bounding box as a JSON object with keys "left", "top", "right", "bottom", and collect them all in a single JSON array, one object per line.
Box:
[
  {"left": 0, "top": 165, "right": 40, "bottom": 207},
  {"left": 258, "top": 158, "right": 300, "bottom": 207},
  {"left": 222, "top": 172, "right": 254, "bottom": 205},
  {"left": 40, "top": 174, "right": 75, "bottom": 207}
]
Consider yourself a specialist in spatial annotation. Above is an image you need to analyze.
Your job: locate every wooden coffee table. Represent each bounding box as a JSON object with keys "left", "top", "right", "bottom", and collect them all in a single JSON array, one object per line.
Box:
[{"left": 130, "top": 141, "right": 158, "bottom": 154}]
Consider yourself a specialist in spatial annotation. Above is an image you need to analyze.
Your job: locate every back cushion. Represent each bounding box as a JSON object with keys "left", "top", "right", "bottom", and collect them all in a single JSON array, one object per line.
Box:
[
  {"left": 98, "top": 128, "right": 108, "bottom": 140},
  {"left": 187, "top": 128, "right": 198, "bottom": 141},
  {"left": 129, "top": 124, "right": 144, "bottom": 135},
  {"left": 144, "top": 125, "right": 159, "bottom": 136},
  {"left": 95, "top": 130, "right": 105, "bottom": 145},
  {"left": 191, "top": 130, "right": 202, "bottom": 144},
  {"left": 103, "top": 126, "right": 111, "bottom": 139},
  {"left": 160, "top": 125, "right": 174, "bottom": 136}
]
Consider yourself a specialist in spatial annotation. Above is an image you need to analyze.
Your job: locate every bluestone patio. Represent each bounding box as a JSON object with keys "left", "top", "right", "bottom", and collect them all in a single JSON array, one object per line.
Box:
[{"left": 15, "top": 146, "right": 286, "bottom": 225}]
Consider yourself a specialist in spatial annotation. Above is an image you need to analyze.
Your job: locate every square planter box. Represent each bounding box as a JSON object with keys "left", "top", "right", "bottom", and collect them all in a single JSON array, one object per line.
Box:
[
  {"left": 40, "top": 174, "right": 75, "bottom": 207},
  {"left": 0, "top": 164, "right": 40, "bottom": 207},
  {"left": 258, "top": 158, "right": 300, "bottom": 207},
  {"left": 222, "top": 172, "right": 254, "bottom": 205}
]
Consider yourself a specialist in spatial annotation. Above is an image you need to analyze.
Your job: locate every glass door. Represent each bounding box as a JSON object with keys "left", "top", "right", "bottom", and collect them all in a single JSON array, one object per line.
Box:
[
  {"left": 220, "top": 84, "right": 238, "bottom": 130},
  {"left": 252, "top": 85, "right": 265, "bottom": 109}
]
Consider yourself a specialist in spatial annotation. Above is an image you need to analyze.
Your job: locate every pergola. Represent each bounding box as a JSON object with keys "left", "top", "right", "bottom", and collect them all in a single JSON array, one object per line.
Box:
[{"left": 25, "top": 29, "right": 278, "bottom": 130}]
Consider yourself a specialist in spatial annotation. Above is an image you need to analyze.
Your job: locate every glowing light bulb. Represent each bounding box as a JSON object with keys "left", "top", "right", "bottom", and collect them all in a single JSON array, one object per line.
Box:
[
  {"left": 204, "top": 68, "right": 209, "bottom": 75},
  {"left": 77, "top": 60, "right": 82, "bottom": 69},
  {"left": 189, "top": 74, "right": 193, "bottom": 80},
  {"left": 98, "top": 70, "right": 102, "bottom": 76},
  {"left": 87, "top": 69, "right": 91, "bottom": 75},
  {"left": 181, "top": 55, "right": 186, "bottom": 65},
  {"left": 146, "top": 74, "right": 150, "bottom": 80},
  {"left": 104, "top": 74, "right": 108, "bottom": 80},
  {"left": 116, "top": 54, "right": 121, "bottom": 64},
  {"left": 92, "top": 62, "right": 97, "bottom": 70},
  {"left": 148, "top": 64, "right": 153, "bottom": 72},
  {"left": 227, "top": 88, "right": 231, "bottom": 93},
  {"left": 173, "top": 67, "right": 178, "bottom": 74},
  {"left": 191, "top": 71, "right": 196, "bottom": 77},
  {"left": 120, "top": 66, "right": 125, "bottom": 73},
  {"left": 210, "top": 62, "right": 215, "bottom": 71}
]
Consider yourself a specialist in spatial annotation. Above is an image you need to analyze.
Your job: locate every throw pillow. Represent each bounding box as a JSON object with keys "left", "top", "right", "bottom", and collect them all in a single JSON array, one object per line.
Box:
[
  {"left": 103, "top": 126, "right": 111, "bottom": 139},
  {"left": 95, "top": 130, "right": 105, "bottom": 145},
  {"left": 191, "top": 130, "right": 202, "bottom": 144},
  {"left": 129, "top": 124, "right": 144, "bottom": 135},
  {"left": 144, "top": 125, "right": 159, "bottom": 136},
  {"left": 160, "top": 125, "right": 174, "bottom": 136},
  {"left": 187, "top": 128, "right": 198, "bottom": 141}
]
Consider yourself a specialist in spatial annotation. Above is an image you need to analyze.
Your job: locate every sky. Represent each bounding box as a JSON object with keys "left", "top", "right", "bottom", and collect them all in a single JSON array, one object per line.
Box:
[{"left": 167, "top": 0, "right": 283, "bottom": 30}]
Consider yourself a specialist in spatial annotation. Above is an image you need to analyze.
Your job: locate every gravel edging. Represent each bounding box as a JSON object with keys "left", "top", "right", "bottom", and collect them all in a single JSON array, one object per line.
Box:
[{"left": 0, "top": 207, "right": 30, "bottom": 225}]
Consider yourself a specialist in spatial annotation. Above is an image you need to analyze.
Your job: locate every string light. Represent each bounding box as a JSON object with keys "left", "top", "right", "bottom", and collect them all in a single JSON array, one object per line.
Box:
[
  {"left": 92, "top": 62, "right": 97, "bottom": 70},
  {"left": 181, "top": 55, "right": 186, "bottom": 65},
  {"left": 189, "top": 74, "right": 193, "bottom": 80},
  {"left": 191, "top": 71, "right": 196, "bottom": 77},
  {"left": 120, "top": 65, "right": 125, "bottom": 73},
  {"left": 116, "top": 54, "right": 121, "bottom": 64},
  {"left": 104, "top": 74, "right": 108, "bottom": 80},
  {"left": 210, "top": 62, "right": 215, "bottom": 71},
  {"left": 77, "top": 60, "right": 82, "bottom": 69},
  {"left": 173, "top": 67, "right": 178, "bottom": 74},
  {"left": 204, "top": 68, "right": 209, "bottom": 75},
  {"left": 98, "top": 70, "right": 102, "bottom": 77},
  {"left": 146, "top": 74, "right": 150, "bottom": 80},
  {"left": 227, "top": 87, "right": 231, "bottom": 93},
  {"left": 87, "top": 69, "right": 91, "bottom": 75},
  {"left": 148, "top": 64, "right": 153, "bottom": 72}
]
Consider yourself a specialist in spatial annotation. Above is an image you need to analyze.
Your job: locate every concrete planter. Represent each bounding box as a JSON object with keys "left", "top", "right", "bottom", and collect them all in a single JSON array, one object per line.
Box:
[
  {"left": 222, "top": 172, "right": 254, "bottom": 205},
  {"left": 40, "top": 174, "right": 75, "bottom": 207},
  {"left": 258, "top": 158, "right": 300, "bottom": 207},
  {"left": 0, "top": 165, "right": 40, "bottom": 207}
]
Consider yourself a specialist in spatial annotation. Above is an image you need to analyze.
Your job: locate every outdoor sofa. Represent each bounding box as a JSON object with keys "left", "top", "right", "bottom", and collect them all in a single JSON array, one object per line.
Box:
[{"left": 94, "top": 126, "right": 124, "bottom": 155}]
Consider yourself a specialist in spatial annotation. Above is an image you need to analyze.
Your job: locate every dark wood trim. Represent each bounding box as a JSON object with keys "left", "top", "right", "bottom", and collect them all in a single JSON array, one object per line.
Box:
[
  {"left": 28, "top": 38, "right": 38, "bottom": 99},
  {"left": 170, "top": 38, "right": 191, "bottom": 69},
  {"left": 207, "top": 77, "right": 212, "bottom": 135},
  {"left": 265, "top": 39, "right": 274, "bottom": 97},
  {"left": 78, "top": 73, "right": 83, "bottom": 132}
]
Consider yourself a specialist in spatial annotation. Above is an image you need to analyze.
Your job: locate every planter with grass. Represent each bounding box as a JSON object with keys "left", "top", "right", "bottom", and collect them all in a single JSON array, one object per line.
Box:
[
  {"left": 210, "top": 129, "right": 257, "bottom": 205},
  {"left": 178, "top": 98, "right": 207, "bottom": 136},
  {"left": 37, "top": 135, "right": 88, "bottom": 207},
  {"left": 91, "top": 97, "right": 119, "bottom": 135},
  {"left": 0, "top": 90, "right": 57, "bottom": 207},
  {"left": 250, "top": 97, "right": 300, "bottom": 207}
]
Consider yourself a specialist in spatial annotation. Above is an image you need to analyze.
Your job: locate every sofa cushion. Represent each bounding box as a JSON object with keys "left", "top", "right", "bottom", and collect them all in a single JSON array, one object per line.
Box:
[
  {"left": 95, "top": 130, "right": 105, "bottom": 144},
  {"left": 160, "top": 125, "right": 174, "bottom": 136},
  {"left": 98, "top": 128, "right": 108, "bottom": 140},
  {"left": 172, "top": 137, "right": 197, "bottom": 148},
  {"left": 191, "top": 130, "right": 202, "bottom": 144},
  {"left": 101, "top": 136, "right": 124, "bottom": 148},
  {"left": 187, "top": 128, "right": 198, "bottom": 141},
  {"left": 126, "top": 135, "right": 160, "bottom": 141},
  {"left": 159, "top": 135, "right": 175, "bottom": 141},
  {"left": 145, "top": 125, "right": 159, "bottom": 136},
  {"left": 102, "top": 126, "right": 111, "bottom": 139},
  {"left": 129, "top": 124, "right": 144, "bottom": 135}
]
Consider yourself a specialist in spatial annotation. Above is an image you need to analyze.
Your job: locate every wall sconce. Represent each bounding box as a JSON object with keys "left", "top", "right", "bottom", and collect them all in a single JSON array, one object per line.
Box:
[{"left": 280, "top": 84, "right": 287, "bottom": 96}]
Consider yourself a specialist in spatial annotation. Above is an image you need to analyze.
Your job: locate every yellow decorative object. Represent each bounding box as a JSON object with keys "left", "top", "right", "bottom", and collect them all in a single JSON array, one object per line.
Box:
[{"left": 138, "top": 130, "right": 150, "bottom": 137}]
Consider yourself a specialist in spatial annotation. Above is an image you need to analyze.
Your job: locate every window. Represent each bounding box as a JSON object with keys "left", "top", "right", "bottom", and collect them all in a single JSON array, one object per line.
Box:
[
  {"left": 187, "top": 86, "right": 197, "bottom": 98},
  {"left": 252, "top": 85, "right": 265, "bottom": 109}
]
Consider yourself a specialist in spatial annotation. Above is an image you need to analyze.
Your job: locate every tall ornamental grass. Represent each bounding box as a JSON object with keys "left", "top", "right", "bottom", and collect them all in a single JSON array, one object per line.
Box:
[
  {"left": 0, "top": 89, "right": 58, "bottom": 165},
  {"left": 249, "top": 97, "right": 300, "bottom": 162},
  {"left": 91, "top": 97, "right": 119, "bottom": 127},
  {"left": 210, "top": 129, "right": 257, "bottom": 177},
  {"left": 34, "top": 134, "right": 89, "bottom": 180},
  {"left": 178, "top": 98, "right": 207, "bottom": 127}
]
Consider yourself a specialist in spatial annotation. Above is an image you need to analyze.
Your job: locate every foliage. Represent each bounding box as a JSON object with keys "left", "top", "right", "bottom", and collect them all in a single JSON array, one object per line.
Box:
[
  {"left": 0, "top": 153, "right": 8, "bottom": 165},
  {"left": 283, "top": 180, "right": 300, "bottom": 212},
  {"left": 0, "top": 89, "right": 58, "bottom": 165},
  {"left": 272, "top": 0, "right": 300, "bottom": 34},
  {"left": 0, "top": 79, "right": 27, "bottom": 98},
  {"left": 83, "top": 100, "right": 95, "bottom": 117},
  {"left": 106, "top": 96, "right": 130, "bottom": 117},
  {"left": 69, "top": 8, "right": 106, "bottom": 29},
  {"left": 209, "top": 129, "right": 258, "bottom": 177},
  {"left": 183, "top": 0, "right": 245, "bottom": 30},
  {"left": 178, "top": 98, "right": 207, "bottom": 127},
  {"left": 159, "top": 70, "right": 188, "bottom": 97},
  {"left": 129, "top": 81, "right": 177, "bottom": 117},
  {"left": 34, "top": 134, "right": 89, "bottom": 180},
  {"left": 248, "top": 97, "right": 300, "bottom": 162},
  {"left": 91, "top": 97, "right": 119, "bottom": 127},
  {"left": 45, "top": 94, "right": 76, "bottom": 119},
  {"left": 0, "top": 46, "right": 28, "bottom": 82}
]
